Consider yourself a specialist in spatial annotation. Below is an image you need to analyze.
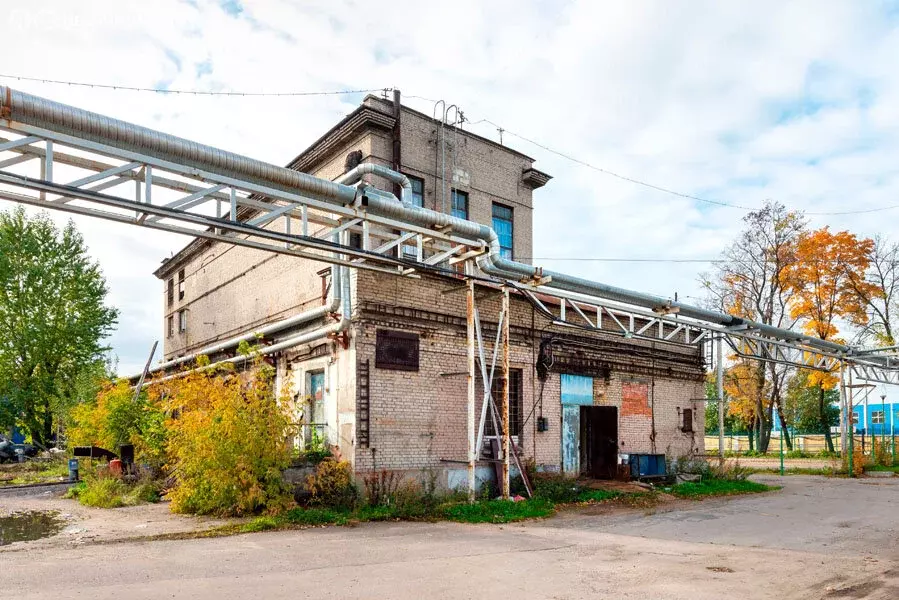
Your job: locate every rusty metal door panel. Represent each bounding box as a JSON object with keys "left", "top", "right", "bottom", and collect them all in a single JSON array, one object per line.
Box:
[
  {"left": 562, "top": 405, "right": 580, "bottom": 474},
  {"left": 561, "top": 374, "right": 593, "bottom": 406}
]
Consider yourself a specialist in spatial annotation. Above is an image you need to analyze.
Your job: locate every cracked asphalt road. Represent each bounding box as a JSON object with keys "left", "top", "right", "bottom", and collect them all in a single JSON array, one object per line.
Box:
[{"left": 2, "top": 475, "right": 897, "bottom": 599}]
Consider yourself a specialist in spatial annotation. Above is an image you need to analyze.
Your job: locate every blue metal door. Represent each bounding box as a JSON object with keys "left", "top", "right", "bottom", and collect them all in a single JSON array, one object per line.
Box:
[{"left": 561, "top": 374, "right": 593, "bottom": 475}]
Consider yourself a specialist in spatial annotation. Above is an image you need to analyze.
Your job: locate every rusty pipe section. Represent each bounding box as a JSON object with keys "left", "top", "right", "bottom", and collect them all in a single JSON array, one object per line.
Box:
[{"left": 0, "top": 85, "right": 358, "bottom": 205}]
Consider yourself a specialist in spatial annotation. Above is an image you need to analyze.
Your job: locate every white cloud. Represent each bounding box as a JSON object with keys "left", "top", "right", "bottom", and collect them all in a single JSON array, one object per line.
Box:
[{"left": 2, "top": 0, "right": 899, "bottom": 372}]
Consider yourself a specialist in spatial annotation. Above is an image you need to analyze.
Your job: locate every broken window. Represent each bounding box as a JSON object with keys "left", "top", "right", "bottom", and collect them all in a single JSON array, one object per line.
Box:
[
  {"left": 167, "top": 315, "right": 174, "bottom": 338},
  {"left": 167, "top": 278, "right": 174, "bottom": 307},
  {"left": 177, "top": 269, "right": 185, "bottom": 300},
  {"left": 486, "top": 368, "right": 523, "bottom": 439},
  {"left": 178, "top": 309, "right": 187, "bottom": 333},
  {"left": 375, "top": 330, "right": 419, "bottom": 371}
]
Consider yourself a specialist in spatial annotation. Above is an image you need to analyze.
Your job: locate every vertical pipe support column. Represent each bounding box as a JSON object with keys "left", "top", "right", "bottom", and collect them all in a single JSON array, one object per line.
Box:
[
  {"left": 717, "top": 336, "right": 725, "bottom": 465},
  {"left": 466, "top": 279, "right": 476, "bottom": 502},
  {"left": 501, "top": 286, "right": 511, "bottom": 500}
]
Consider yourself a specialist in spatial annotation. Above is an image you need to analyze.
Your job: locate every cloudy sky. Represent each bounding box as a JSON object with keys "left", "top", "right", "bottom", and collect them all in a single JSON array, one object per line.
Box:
[{"left": 3, "top": 0, "right": 899, "bottom": 374}]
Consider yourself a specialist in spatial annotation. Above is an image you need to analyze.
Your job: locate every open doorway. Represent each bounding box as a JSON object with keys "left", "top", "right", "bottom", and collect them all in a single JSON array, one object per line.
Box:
[{"left": 580, "top": 406, "right": 618, "bottom": 479}]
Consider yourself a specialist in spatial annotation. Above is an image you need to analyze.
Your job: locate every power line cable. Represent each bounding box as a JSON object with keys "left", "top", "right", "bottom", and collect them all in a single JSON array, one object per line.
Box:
[
  {"left": 466, "top": 118, "right": 899, "bottom": 216},
  {"left": 0, "top": 73, "right": 388, "bottom": 97}
]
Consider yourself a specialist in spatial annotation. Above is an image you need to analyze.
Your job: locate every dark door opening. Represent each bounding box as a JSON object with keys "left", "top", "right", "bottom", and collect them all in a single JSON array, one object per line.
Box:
[{"left": 580, "top": 406, "right": 618, "bottom": 479}]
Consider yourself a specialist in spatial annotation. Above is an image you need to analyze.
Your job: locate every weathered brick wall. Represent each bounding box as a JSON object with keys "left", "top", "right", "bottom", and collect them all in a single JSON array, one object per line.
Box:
[
  {"left": 352, "top": 270, "right": 705, "bottom": 479},
  {"left": 161, "top": 132, "right": 381, "bottom": 359}
]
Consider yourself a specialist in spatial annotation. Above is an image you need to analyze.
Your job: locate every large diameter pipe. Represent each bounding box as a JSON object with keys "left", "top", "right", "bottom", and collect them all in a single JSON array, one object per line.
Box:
[
  {"left": 0, "top": 85, "right": 850, "bottom": 357},
  {"left": 0, "top": 86, "right": 358, "bottom": 205},
  {"left": 144, "top": 318, "right": 348, "bottom": 386},
  {"left": 337, "top": 162, "right": 412, "bottom": 204}
]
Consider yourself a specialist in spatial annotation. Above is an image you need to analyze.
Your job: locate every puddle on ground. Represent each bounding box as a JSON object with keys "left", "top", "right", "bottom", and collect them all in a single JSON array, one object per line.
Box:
[{"left": 0, "top": 511, "right": 64, "bottom": 546}]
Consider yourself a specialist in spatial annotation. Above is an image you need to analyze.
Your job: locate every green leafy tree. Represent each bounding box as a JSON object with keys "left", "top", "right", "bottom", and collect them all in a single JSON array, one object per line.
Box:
[
  {"left": 0, "top": 207, "right": 118, "bottom": 447},
  {"left": 783, "top": 371, "right": 839, "bottom": 433}
]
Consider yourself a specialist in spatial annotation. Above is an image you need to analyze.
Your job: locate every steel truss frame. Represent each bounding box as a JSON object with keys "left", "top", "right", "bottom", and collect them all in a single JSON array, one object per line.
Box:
[
  {"left": 0, "top": 125, "right": 486, "bottom": 277},
  {"left": 1, "top": 114, "right": 897, "bottom": 389},
  {"left": 516, "top": 286, "right": 899, "bottom": 385}
]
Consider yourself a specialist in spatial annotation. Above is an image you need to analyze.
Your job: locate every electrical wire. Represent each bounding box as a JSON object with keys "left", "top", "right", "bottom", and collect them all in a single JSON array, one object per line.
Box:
[
  {"left": 0, "top": 73, "right": 388, "bottom": 97},
  {"left": 8, "top": 73, "right": 898, "bottom": 216},
  {"left": 467, "top": 118, "right": 899, "bottom": 217}
]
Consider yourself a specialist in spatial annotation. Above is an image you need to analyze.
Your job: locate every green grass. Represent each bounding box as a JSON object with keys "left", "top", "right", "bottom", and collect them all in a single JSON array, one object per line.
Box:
[
  {"left": 0, "top": 459, "right": 70, "bottom": 486},
  {"left": 668, "top": 479, "right": 777, "bottom": 499},
  {"left": 865, "top": 464, "right": 899, "bottom": 472},
  {"left": 65, "top": 476, "right": 161, "bottom": 508},
  {"left": 575, "top": 489, "right": 623, "bottom": 503},
  {"left": 744, "top": 467, "right": 846, "bottom": 476},
  {"left": 438, "top": 498, "right": 555, "bottom": 523}
]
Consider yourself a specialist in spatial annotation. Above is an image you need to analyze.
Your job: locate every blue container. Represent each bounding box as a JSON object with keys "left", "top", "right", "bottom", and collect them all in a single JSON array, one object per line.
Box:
[
  {"left": 628, "top": 453, "right": 667, "bottom": 478},
  {"left": 68, "top": 458, "right": 80, "bottom": 482}
]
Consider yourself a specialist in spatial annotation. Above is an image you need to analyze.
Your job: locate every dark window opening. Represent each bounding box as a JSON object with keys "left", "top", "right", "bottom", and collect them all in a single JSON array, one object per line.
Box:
[
  {"left": 486, "top": 368, "right": 523, "bottom": 438},
  {"left": 681, "top": 408, "right": 693, "bottom": 433},
  {"left": 167, "top": 278, "right": 174, "bottom": 307},
  {"left": 178, "top": 309, "right": 187, "bottom": 333},
  {"left": 406, "top": 174, "right": 424, "bottom": 207},
  {"left": 167, "top": 315, "right": 174, "bottom": 338},
  {"left": 451, "top": 189, "right": 468, "bottom": 220},
  {"left": 177, "top": 269, "right": 185, "bottom": 301},
  {"left": 375, "top": 330, "right": 420, "bottom": 371},
  {"left": 492, "top": 203, "right": 513, "bottom": 260}
]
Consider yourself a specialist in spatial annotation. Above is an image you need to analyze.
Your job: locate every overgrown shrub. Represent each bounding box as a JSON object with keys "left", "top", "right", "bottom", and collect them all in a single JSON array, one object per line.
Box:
[
  {"left": 305, "top": 459, "right": 358, "bottom": 509},
  {"left": 65, "top": 471, "right": 161, "bottom": 508},
  {"left": 531, "top": 472, "right": 580, "bottom": 503},
  {"left": 709, "top": 460, "right": 751, "bottom": 481},
  {"left": 68, "top": 379, "right": 167, "bottom": 471},
  {"left": 362, "top": 469, "right": 401, "bottom": 506},
  {"left": 155, "top": 355, "right": 292, "bottom": 516}
]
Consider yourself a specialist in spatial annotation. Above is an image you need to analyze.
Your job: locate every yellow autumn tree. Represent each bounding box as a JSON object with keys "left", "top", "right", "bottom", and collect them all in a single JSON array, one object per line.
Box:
[
  {"left": 724, "top": 360, "right": 768, "bottom": 452},
  {"left": 783, "top": 227, "right": 877, "bottom": 452},
  {"left": 149, "top": 352, "right": 293, "bottom": 516}
]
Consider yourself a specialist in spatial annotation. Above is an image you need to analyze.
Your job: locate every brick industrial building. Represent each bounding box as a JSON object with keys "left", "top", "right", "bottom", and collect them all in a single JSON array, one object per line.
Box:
[{"left": 154, "top": 93, "right": 705, "bottom": 487}]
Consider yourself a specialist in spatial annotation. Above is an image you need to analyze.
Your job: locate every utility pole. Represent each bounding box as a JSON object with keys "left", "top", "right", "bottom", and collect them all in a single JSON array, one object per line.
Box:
[
  {"left": 717, "top": 336, "right": 725, "bottom": 466},
  {"left": 467, "top": 279, "right": 476, "bottom": 502},
  {"left": 501, "top": 287, "right": 511, "bottom": 500}
]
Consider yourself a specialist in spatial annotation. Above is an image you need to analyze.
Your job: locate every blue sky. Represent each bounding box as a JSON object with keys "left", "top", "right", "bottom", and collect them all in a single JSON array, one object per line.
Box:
[{"left": 3, "top": 0, "right": 899, "bottom": 373}]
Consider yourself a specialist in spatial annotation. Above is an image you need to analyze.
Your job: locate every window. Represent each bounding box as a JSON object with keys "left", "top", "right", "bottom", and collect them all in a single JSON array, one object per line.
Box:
[
  {"left": 167, "top": 315, "right": 174, "bottom": 338},
  {"left": 681, "top": 408, "right": 694, "bottom": 433},
  {"left": 451, "top": 189, "right": 468, "bottom": 220},
  {"left": 492, "top": 203, "right": 513, "bottom": 259},
  {"left": 487, "top": 369, "right": 523, "bottom": 438},
  {"left": 177, "top": 269, "right": 185, "bottom": 301},
  {"left": 167, "top": 278, "right": 174, "bottom": 307},
  {"left": 407, "top": 175, "right": 424, "bottom": 207},
  {"left": 178, "top": 309, "right": 187, "bottom": 333},
  {"left": 375, "top": 330, "right": 419, "bottom": 371},
  {"left": 872, "top": 410, "right": 885, "bottom": 425}
]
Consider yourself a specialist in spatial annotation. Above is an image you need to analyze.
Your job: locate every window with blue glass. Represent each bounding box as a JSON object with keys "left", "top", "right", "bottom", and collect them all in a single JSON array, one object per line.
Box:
[
  {"left": 407, "top": 175, "right": 424, "bottom": 207},
  {"left": 492, "top": 203, "right": 514, "bottom": 259},
  {"left": 451, "top": 189, "right": 468, "bottom": 220}
]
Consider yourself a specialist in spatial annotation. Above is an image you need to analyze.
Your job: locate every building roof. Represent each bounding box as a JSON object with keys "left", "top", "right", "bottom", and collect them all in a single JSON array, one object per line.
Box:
[{"left": 155, "top": 93, "right": 544, "bottom": 278}]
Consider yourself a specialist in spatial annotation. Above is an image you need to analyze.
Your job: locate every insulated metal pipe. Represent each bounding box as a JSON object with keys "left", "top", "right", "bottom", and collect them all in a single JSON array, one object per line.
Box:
[
  {"left": 0, "top": 86, "right": 359, "bottom": 205},
  {"left": 0, "top": 86, "right": 851, "bottom": 357},
  {"left": 336, "top": 162, "right": 412, "bottom": 203}
]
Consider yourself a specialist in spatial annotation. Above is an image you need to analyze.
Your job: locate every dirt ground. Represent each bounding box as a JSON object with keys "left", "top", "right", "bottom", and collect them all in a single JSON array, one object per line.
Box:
[
  {"left": 0, "top": 489, "right": 236, "bottom": 548},
  {"left": 2, "top": 475, "right": 898, "bottom": 599}
]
